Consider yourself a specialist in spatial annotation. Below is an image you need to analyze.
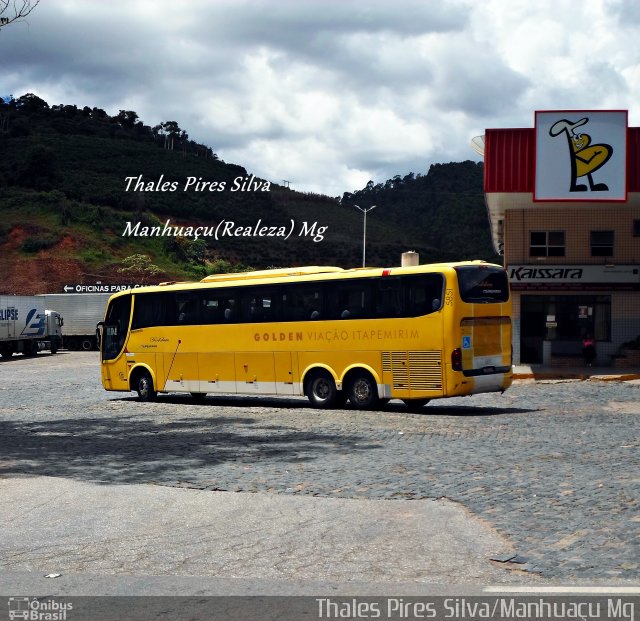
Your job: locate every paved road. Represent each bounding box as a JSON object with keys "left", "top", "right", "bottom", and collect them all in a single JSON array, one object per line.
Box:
[{"left": 1, "top": 352, "right": 639, "bottom": 591}]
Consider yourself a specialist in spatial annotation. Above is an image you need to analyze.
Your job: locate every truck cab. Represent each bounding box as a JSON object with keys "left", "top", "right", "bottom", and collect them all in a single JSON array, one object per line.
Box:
[{"left": 45, "top": 310, "right": 64, "bottom": 353}]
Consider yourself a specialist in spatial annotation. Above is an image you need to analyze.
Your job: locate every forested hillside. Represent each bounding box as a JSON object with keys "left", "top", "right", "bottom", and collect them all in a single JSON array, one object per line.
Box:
[
  {"left": 0, "top": 93, "right": 498, "bottom": 294},
  {"left": 342, "top": 160, "right": 494, "bottom": 261}
]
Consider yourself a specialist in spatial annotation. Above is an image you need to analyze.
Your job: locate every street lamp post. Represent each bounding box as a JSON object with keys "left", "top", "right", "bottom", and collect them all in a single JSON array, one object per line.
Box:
[{"left": 353, "top": 204, "right": 376, "bottom": 267}]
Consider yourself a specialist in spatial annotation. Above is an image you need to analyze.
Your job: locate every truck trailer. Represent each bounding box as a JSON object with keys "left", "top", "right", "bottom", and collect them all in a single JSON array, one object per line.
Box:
[
  {"left": 0, "top": 295, "right": 63, "bottom": 358},
  {"left": 37, "top": 293, "right": 110, "bottom": 351}
]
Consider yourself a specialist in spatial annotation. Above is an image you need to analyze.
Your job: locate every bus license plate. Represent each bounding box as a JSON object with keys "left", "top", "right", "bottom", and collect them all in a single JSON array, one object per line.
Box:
[{"left": 482, "top": 366, "right": 495, "bottom": 374}]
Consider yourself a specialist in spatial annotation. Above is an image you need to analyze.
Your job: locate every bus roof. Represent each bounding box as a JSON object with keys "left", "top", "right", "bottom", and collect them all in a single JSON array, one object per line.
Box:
[
  {"left": 105, "top": 260, "right": 504, "bottom": 300},
  {"left": 200, "top": 266, "right": 344, "bottom": 283}
]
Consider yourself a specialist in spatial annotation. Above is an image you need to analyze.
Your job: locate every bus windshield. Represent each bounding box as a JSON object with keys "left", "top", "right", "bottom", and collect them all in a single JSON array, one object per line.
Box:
[
  {"left": 101, "top": 294, "right": 131, "bottom": 361},
  {"left": 455, "top": 266, "right": 509, "bottom": 303}
]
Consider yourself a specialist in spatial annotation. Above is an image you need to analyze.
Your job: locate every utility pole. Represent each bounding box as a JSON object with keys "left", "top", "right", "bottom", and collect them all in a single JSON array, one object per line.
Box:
[{"left": 353, "top": 204, "right": 376, "bottom": 267}]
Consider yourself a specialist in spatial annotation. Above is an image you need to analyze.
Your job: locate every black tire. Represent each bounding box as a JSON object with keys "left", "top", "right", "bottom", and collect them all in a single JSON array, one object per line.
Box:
[
  {"left": 347, "top": 371, "right": 379, "bottom": 410},
  {"left": 0, "top": 349, "right": 13, "bottom": 359},
  {"left": 133, "top": 369, "right": 157, "bottom": 402},
  {"left": 23, "top": 341, "right": 38, "bottom": 357},
  {"left": 305, "top": 370, "right": 338, "bottom": 409},
  {"left": 80, "top": 337, "right": 94, "bottom": 351},
  {"left": 65, "top": 337, "right": 79, "bottom": 351},
  {"left": 403, "top": 398, "right": 430, "bottom": 412}
]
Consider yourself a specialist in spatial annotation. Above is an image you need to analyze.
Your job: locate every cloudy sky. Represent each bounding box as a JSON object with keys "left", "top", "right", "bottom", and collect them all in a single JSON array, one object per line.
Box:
[{"left": 2, "top": 0, "right": 639, "bottom": 196}]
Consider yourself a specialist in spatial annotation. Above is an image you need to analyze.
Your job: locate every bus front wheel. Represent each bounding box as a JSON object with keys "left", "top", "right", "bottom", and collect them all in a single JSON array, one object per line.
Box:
[
  {"left": 347, "top": 371, "right": 379, "bottom": 410},
  {"left": 306, "top": 370, "right": 338, "bottom": 409},
  {"left": 133, "top": 369, "right": 157, "bottom": 402}
]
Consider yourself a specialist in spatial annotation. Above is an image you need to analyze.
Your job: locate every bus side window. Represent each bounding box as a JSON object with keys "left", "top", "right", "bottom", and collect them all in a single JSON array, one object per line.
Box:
[
  {"left": 223, "top": 299, "right": 236, "bottom": 322},
  {"left": 404, "top": 274, "right": 444, "bottom": 316},
  {"left": 200, "top": 292, "right": 237, "bottom": 324},
  {"left": 376, "top": 278, "right": 402, "bottom": 318},
  {"left": 240, "top": 288, "right": 278, "bottom": 323},
  {"left": 132, "top": 292, "right": 170, "bottom": 328},
  {"left": 201, "top": 297, "right": 222, "bottom": 324},
  {"left": 176, "top": 292, "right": 201, "bottom": 325},
  {"left": 328, "top": 280, "right": 373, "bottom": 320},
  {"left": 282, "top": 286, "right": 322, "bottom": 322}
]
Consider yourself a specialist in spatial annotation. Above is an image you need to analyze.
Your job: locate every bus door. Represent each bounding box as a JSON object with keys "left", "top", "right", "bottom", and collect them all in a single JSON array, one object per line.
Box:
[{"left": 100, "top": 294, "right": 132, "bottom": 392}]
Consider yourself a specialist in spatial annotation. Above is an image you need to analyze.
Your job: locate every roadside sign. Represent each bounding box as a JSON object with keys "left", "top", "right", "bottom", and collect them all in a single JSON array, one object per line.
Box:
[{"left": 62, "top": 284, "right": 144, "bottom": 294}]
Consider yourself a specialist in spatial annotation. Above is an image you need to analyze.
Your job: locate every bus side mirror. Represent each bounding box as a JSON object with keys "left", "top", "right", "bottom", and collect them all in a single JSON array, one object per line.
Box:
[{"left": 96, "top": 321, "right": 104, "bottom": 349}]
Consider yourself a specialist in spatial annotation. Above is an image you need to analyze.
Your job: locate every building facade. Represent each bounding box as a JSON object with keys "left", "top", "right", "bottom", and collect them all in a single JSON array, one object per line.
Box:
[{"left": 482, "top": 112, "right": 640, "bottom": 366}]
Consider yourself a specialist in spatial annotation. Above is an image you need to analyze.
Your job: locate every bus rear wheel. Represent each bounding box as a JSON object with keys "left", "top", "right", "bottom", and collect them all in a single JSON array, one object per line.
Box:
[
  {"left": 347, "top": 371, "right": 379, "bottom": 410},
  {"left": 133, "top": 369, "right": 157, "bottom": 402},
  {"left": 306, "top": 370, "right": 338, "bottom": 409}
]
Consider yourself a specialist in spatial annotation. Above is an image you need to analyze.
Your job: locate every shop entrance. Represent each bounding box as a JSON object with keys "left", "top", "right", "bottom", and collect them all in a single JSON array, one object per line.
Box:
[{"left": 520, "top": 295, "right": 611, "bottom": 364}]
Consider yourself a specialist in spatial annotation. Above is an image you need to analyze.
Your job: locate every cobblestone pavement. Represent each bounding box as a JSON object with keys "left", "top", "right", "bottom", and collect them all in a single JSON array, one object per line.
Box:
[{"left": 1, "top": 352, "right": 639, "bottom": 582}]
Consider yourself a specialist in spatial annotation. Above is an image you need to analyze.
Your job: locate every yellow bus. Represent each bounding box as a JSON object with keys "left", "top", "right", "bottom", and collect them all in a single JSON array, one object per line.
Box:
[{"left": 98, "top": 260, "right": 512, "bottom": 410}]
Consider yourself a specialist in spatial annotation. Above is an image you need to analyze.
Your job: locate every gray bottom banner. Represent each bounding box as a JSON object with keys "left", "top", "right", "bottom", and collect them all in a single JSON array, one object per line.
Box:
[{"left": 3, "top": 595, "right": 639, "bottom": 621}]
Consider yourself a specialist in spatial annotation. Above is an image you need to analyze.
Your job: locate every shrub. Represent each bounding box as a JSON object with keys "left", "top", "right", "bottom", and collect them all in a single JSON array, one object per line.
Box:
[{"left": 21, "top": 236, "right": 59, "bottom": 253}]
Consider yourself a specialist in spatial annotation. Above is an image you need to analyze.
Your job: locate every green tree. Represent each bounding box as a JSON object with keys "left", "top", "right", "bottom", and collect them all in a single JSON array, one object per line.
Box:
[
  {"left": 115, "top": 110, "right": 139, "bottom": 128},
  {"left": 117, "top": 254, "right": 162, "bottom": 284},
  {"left": 18, "top": 145, "right": 57, "bottom": 189},
  {"left": 15, "top": 92, "right": 49, "bottom": 114},
  {"left": 0, "top": 1, "right": 40, "bottom": 31}
]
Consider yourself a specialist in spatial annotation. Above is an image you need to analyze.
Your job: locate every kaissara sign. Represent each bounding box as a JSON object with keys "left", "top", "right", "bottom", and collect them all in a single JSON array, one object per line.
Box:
[
  {"left": 508, "top": 264, "right": 640, "bottom": 290},
  {"left": 534, "top": 110, "right": 627, "bottom": 201}
]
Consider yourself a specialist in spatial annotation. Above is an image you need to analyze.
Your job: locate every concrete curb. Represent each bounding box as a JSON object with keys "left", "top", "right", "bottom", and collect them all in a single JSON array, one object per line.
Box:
[{"left": 513, "top": 371, "right": 640, "bottom": 382}]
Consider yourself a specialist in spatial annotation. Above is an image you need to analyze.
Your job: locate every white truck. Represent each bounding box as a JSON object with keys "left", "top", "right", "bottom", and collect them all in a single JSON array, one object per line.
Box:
[
  {"left": 0, "top": 295, "right": 64, "bottom": 358},
  {"left": 37, "top": 293, "right": 110, "bottom": 351}
]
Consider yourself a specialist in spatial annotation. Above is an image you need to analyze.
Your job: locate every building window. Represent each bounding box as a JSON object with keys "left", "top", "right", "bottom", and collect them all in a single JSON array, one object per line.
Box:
[
  {"left": 530, "top": 231, "right": 565, "bottom": 257},
  {"left": 634, "top": 219, "right": 640, "bottom": 237},
  {"left": 590, "top": 230, "right": 614, "bottom": 257}
]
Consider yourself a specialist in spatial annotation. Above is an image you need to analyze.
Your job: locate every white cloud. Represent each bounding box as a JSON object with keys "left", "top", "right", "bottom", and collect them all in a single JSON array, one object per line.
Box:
[{"left": 2, "top": 0, "right": 640, "bottom": 194}]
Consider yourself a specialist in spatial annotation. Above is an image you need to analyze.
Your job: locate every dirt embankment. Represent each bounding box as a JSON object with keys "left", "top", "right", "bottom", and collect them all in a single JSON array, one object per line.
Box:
[{"left": 1, "top": 227, "right": 94, "bottom": 295}]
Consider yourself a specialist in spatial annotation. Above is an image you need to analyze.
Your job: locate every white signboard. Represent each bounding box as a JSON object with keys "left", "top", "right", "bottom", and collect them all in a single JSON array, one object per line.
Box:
[
  {"left": 62, "top": 284, "right": 144, "bottom": 293},
  {"left": 508, "top": 264, "right": 640, "bottom": 290},
  {"left": 535, "top": 110, "right": 627, "bottom": 201}
]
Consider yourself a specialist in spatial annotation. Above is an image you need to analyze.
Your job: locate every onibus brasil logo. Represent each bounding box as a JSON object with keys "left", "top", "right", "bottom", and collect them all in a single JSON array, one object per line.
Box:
[{"left": 8, "top": 597, "right": 73, "bottom": 620}]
